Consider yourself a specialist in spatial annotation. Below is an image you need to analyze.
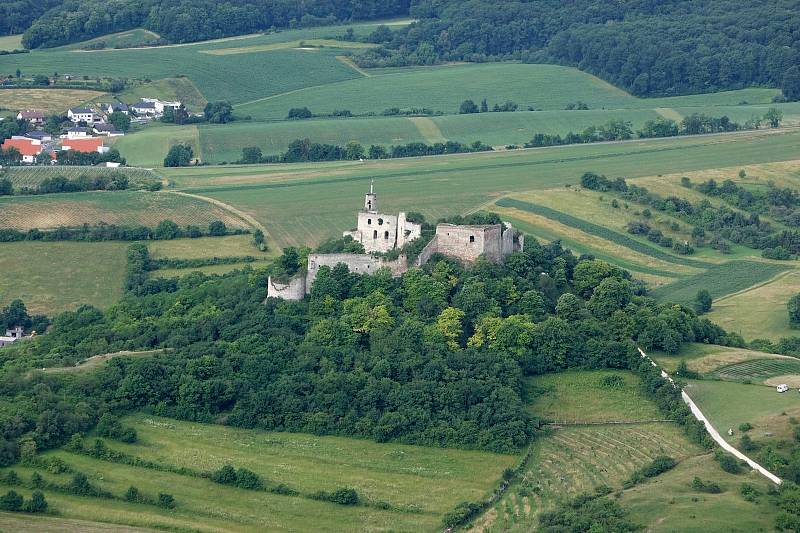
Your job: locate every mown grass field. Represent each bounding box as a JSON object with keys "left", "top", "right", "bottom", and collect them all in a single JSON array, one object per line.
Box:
[
  {"left": 706, "top": 269, "right": 800, "bottom": 341},
  {"left": 687, "top": 379, "right": 800, "bottom": 443},
  {"left": 58, "top": 29, "right": 162, "bottom": 51},
  {"left": 0, "top": 241, "right": 128, "bottom": 314},
  {"left": 113, "top": 124, "right": 202, "bottom": 167},
  {"left": 147, "top": 234, "right": 263, "bottom": 260},
  {"left": 0, "top": 88, "right": 105, "bottom": 113},
  {"left": 0, "top": 413, "right": 517, "bottom": 532},
  {"left": 711, "top": 358, "right": 800, "bottom": 384},
  {"left": 652, "top": 343, "right": 790, "bottom": 374},
  {"left": 160, "top": 129, "right": 800, "bottom": 249},
  {"left": 0, "top": 165, "right": 160, "bottom": 188},
  {"left": 0, "top": 190, "right": 249, "bottom": 230}
]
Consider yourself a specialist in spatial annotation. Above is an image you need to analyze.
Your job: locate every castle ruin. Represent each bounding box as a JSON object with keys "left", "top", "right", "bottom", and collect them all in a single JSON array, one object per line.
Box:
[{"left": 267, "top": 184, "right": 524, "bottom": 300}]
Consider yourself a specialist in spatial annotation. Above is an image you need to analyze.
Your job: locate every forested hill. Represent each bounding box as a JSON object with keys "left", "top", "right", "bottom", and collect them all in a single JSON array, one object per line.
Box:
[
  {"left": 357, "top": 0, "right": 800, "bottom": 97},
  {"left": 0, "top": 0, "right": 64, "bottom": 37},
  {"left": 19, "top": 0, "right": 410, "bottom": 49}
]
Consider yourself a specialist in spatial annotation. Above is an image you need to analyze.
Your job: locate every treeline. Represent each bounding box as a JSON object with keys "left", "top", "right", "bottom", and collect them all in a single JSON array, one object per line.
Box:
[
  {"left": 22, "top": 0, "right": 410, "bottom": 49},
  {"left": 0, "top": 219, "right": 243, "bottom": 243},
  {"left": 0, "top": 299, "right": 50, "bottom": 334},
  {"left": 581, "top": 172, "right": 800, "bottom": 259},
  {"left": 0, "top": 0, "right": 63, "bottom": 36},
  {"left": 356, "top": 0, "right": 800, "bottom": 98},
  {"left": 235, "top": 138, "right": 492, "bottom": 164},
  {"left": 525, "top": 112, "right": 779, "bottom": 148},
  {"left": 0, "top": 229, "right": 744, "bottom": 463}
]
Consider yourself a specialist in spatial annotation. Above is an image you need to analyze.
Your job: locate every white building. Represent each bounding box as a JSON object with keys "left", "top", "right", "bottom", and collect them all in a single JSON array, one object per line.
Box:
[
  {"left": 0, "top": 327, "right": 25, "bottom": 347},
  {"left": 131, "top": 98, "right": 182, "bottom": 118},
  {"left": 67, "top": 107, "right": 98, "bottom": 124}
]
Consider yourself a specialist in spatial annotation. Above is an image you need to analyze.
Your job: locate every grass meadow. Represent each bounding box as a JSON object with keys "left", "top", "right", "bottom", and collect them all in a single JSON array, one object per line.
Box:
[
  {"left": 0, "top": 413, "right": 517, "bottom": 532},
  {"left": 0, "top": 241, "right": 128, "bottom": 314},
  {"left": 0, "top": 34, "right": 23, "bottom": 51},
  {"left": 0, "top": 190, "right": 250, "bottom": 230}
]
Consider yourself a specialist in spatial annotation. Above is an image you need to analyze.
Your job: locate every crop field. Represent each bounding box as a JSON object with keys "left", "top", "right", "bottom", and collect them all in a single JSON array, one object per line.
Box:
[
  {"left": 0, "top": 22, "right": 403, "bottom": 106},
  {"left": 705, "top": 269, "right": 800, "bottom": 341},
  {"left": 710, "top": 358, "right": 800, "bottom": 383},
  {"left": 0, "top": 413, "right": 517, "bottom": 532},
  {"left": 652, "top": 343, "right": 789, "bottom": 374},
  {"left": 0, "top": 190, "right": 249, "bottom": 230},
  {"left": 0, "top": 165, "right": 160, "bottom": 188},
  {"left": 0, "top": 241, "right": 128, "bottom": 314},
  {"left": 147, "top": 234, "right": 264, "bottom": 260},
  {"left": 0, "top": 88, "right": 105, "bottom": 113},
  {"left": 158, "top": 129, "right": 800, "bottom": 249},
  {"left": 649, "top": 261, "right": 789, "bottom": 306},
  {"left": 687, "top": 379, "right": 800, "bottom": 443}
]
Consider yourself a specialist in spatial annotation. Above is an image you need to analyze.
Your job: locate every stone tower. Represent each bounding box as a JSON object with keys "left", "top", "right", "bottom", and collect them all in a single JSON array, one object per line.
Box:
[{"left": 364, "top": 180, "right": 377, "bottom": 212}]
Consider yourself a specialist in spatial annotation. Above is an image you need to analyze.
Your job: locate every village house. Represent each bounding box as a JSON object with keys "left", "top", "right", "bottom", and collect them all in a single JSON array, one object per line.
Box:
[
  {"left": 103, "top": 102, "right": 129, "bottom": 115},
  {"left": 131, "top": 98, "right": 182, "bottom": 118},
  {"left": 24, "top": 130, "right": 53, "bottom": 142},
  {"left": 92, "top": 123, "right": 124, "bottom": 137},
  {"left": 64, "top": 127, "right": 91, "bottom": 139},
  {"left": 67, "top": 107, "right": 98, "bottom": 124},
  {"left": 16, "top": 110, "right": 44, "bottom": 125},
  {"left": 0, "top": 136, "right": 55, "bottom": 164}
]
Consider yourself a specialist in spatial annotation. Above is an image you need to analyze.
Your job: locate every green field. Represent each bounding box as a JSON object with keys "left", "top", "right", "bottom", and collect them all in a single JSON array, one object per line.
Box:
[
  {"left": 0, "top": 190, "right": 250, "bottom": 230},
  {"left": 157, "top": 130, "right": 800, "bottom": 249},
  {"left": 706, "top": 269, "right": 800, "bottom": 341},
  {"left": 0, "top": 34, "right": 23, "bottom": 51},
  {"left": 0, "top": 241, "right": 128, "bottom": 314},
  {"left": 112, "top": 124, "right": 202, "bottom": 167},
  {"left": 687, "top": 379, "right": 800, "bottom": 443},
  {"left": 526, "top": 370, "right": 663, "bottom": 422},
  {"left": 0, "top": 165, "right": 160, "bottom": 189},
  {"left": 0, "top": 413, "right": 517, "bottom": 532},
  {"left": 711, "top": 358, "right": 800, "bottom": 383},
  {"left": 59, "top": 29, "right": 162, "bottom": 51}
]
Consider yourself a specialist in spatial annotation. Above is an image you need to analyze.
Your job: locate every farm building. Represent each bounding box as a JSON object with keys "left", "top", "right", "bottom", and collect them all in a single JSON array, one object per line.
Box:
[
  {"left": 268, "top": 185, "right": 524, "bottom": 300},
  {"left": 61, "top": 137, "right": 109, "bottom": 154},
  {"left": 0, "top": 136, "right": 56, "bottom": 164},
  {"left": 16, "top": 110, "right": 44, "bottom": 125},
  {"left": 0, "top": 327, "right": 32, "bottom": 348},
  {"left": 68, "top": 107, "right": 98, "bottom": 124}
]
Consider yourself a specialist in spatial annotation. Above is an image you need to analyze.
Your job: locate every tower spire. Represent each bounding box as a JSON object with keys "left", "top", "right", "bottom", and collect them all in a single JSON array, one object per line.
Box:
[{"left": 364, "top": 179, "right": 377, "bottom": 212}]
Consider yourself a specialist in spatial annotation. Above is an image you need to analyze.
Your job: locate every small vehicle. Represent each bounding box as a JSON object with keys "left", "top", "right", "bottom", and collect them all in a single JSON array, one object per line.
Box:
[{"left": 777, "top": 384, "right": 789, "bottom": 393}]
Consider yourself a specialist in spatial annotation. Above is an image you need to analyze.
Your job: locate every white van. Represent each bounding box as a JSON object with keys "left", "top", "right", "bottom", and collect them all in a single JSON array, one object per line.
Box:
[{"left": 777, "top": 384, "right": 789, "bottom": 393}]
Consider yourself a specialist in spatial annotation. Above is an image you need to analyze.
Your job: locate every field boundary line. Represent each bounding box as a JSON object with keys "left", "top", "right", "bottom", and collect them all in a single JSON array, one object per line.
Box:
[
  {"left": 168, "top": 191, "right": 267, "bottom": 234},
  {"left": 713, "top": 268, "right": 799, "bottom": 304},
  {"left": 336, "top": 55, "right": 371, "bottom": 77},
  {"left": 545, "top": 419, "right": 677, "bottom": 426},
  {"left": 638, "top": 347, "right": 782, "bottom": 485}
]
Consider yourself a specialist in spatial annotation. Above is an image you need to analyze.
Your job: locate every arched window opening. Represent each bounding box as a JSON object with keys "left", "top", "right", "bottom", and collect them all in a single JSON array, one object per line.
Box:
[{"left": 384, "top": 231, "right": 390, "bottom": 239}]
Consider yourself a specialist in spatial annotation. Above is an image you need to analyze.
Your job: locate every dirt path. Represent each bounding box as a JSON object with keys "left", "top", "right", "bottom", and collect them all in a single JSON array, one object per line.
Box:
[
  {"left": 336, "top": 55, "right": 371, "bottom": 77},
  {"left": 41, "top": 350, "right": 165, "bottom": 374},
  {"left": 407, "top": 116, "right": 446, "bottom": 143},
  {"left": 169, "top": 191, "right": 268, "bottom": 234}
]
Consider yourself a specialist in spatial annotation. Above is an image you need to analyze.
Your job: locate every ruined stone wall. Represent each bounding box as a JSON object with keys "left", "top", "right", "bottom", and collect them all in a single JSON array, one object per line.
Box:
[
  {"left": 355, "top": 212, "right": 398, "bottom": 252},
  {"left": 267, "top": 275, "right": 306, "bottom": 300},
  {"left": 306, "top": 253, "right": 407, "bottom": 293}
]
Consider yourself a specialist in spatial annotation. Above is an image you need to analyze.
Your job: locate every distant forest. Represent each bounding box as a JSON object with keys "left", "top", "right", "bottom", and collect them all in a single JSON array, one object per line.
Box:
[
  {"left": 18, "top": 0, "right": 410, "bottom": 49},
  {"left": 8, "top": 0, "right": 800, "bottom": 98},
  {"left": 355, "top": 0, "right": 800, "bottom": 97}
]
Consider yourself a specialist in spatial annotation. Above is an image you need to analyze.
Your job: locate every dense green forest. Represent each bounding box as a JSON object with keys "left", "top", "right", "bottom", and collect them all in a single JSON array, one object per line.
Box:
[
  {"left": 0, "top": 0, "right": 63, "bottom": 36},
  {"left": 356, "top": 0, "right": 800, "bottom": 97},
  {"left": 0, "top": 223, "right": 739, "bottom": 466},
  {"left": 20, "top": 0, "right": 410, "bottom": 48}
]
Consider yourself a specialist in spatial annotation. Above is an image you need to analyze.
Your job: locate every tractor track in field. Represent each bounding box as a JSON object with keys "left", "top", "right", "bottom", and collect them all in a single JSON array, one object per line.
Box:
[{"left": 168, "top": 191, "right": 267, "bottom": 235}]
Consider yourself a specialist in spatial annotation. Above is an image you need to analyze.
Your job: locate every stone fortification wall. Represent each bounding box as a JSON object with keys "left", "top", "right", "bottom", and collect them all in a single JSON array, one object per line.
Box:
[
  {"left": 433, "top": 224, "right": 504, "bottom": 263},
  {"left": 306, "top": 253, "right": 407, "bottom": 294},
  {"left": 267, "top": 275, "right": 306, "bottom": 300}
]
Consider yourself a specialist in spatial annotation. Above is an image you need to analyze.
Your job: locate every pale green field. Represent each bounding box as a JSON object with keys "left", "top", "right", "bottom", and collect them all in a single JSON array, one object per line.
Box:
[
  {"left": 0, "top": 241, "right": 128, "bottom": 314},
  {"left": 0, "top": 413, "right": 517, "bottom": 532},
  {"left": 0, "top": 34, "right": 23, "bottom": 51},
  {"left": 112, "top": 124, "right": 202, "bottom": 167},
  {"left": 147, "top": 234, "right": 265, "bottom": 259}
]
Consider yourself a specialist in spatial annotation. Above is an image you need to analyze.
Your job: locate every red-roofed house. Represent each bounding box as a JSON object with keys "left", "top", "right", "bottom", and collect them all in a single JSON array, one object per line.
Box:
[
  {"left": 60, "top": 136, "right": 109, "bottom": 154},
  {"left": 0, "top": 136, "right": 55, "bottom": 164}
]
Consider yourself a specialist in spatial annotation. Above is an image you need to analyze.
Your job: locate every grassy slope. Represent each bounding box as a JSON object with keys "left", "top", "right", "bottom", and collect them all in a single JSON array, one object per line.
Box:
[
  {"left": 706, "top": 269, "right": 800, "bottom": 341},
  {"left": 471, "top": 369, "right": 773, "bottom": 532},
  {"left": 113, "top": 123, "right": 202, "bottom": 167},
  {"left": 58, "top": 29, "right": 161, "bottom": 51},
  {"left": 652, "top": 343, "right": 790, "bottom": 374},
  {"left": 118, "top": 77, "right": 207, "bottom": 112},
  {"left": 0, "top": 34, "right": 23, "bottom": 51},
  {"left": 0, "top": 413, "right": 516, "bottom": 532},
  {"left": 0, "top": 241, "right": 128, "bottom": 314}
]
